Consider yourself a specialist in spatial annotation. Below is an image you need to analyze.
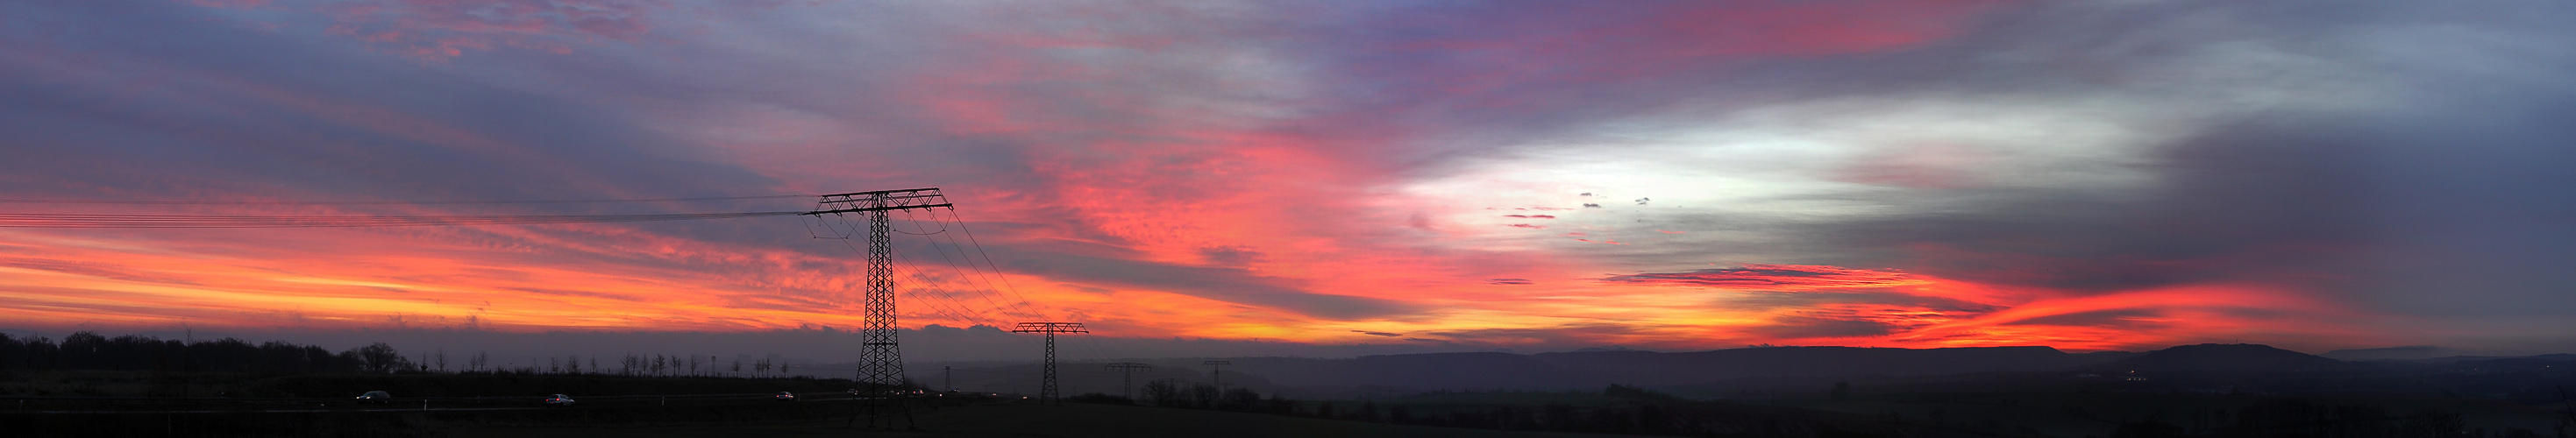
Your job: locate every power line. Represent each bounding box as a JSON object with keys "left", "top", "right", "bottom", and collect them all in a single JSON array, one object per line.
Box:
[
  {"left": 0, "top": 194, "right": 812, "bottom": 205},
  {"left": 900, "top": 209, "right": 1040, "bottom": 321},
  {"left": 935, "top": 208, "right": 1057, "bottom": 321},
  {"left": 846, "top": 212, "right": 1008, "bottom": 328},
  {"left": 820, "top": 215, "right": 1004, "bottom": 331},
  {"left": 0, "top": 211, "right": 805, "bottom": 228}
]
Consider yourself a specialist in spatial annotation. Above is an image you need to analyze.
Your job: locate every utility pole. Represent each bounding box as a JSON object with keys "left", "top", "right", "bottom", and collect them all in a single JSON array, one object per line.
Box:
[
  {"left": 943, "top": 365, "right": 953, "bottom": 393},
  {"left": 1202, "top": 360, "right": 1233, "bottom": 393},
  {"left": 1011, "top": 322, "right": 1087, "bottom": 404},
  {"left": 1103, "top": 363, "right": 1155, "bottom": 400},
  {"left": 805, "top": 187, "right": 950, "bottom": 429}
]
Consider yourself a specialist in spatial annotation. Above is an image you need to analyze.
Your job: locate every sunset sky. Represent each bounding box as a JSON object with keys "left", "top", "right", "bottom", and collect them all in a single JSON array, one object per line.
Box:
[{"left": 4, "top": 0, "right": 2573, "bottom": 357}]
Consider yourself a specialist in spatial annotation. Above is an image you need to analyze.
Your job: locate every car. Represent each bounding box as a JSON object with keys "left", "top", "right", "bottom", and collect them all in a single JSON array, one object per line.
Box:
[
  {"left": 354, "top": 391, "right": 391, "bottom": 404},
  {"left": 544, "top": 394, "right": 575, "bottom": 407},
  {"left": 774, "top": 392, "right": 797, "bottom": 402}
]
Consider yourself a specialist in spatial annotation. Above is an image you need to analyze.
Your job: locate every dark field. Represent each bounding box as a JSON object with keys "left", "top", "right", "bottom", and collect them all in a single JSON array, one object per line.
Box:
[
  {"left": 9, "top": 356, "right": 2576, "bottom": 438},
  {"left": 4, "top": 392, "right": 1636, "bottom": 438}
]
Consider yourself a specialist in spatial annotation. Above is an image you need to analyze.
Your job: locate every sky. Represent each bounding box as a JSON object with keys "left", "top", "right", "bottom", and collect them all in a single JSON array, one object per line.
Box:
[{"left": 4, "top": 0, "right": 2574, "bottom": 359}]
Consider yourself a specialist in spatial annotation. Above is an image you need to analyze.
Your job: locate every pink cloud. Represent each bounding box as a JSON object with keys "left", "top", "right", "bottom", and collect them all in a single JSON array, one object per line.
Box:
[{"left": 297, "top": 0, "right": 676, "bottom": 60}]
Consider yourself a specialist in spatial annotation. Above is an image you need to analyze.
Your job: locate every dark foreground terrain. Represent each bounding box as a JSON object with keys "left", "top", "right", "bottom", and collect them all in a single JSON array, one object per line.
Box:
[{"left": 4, "top": 396, "right": 1641, "bottom": 438}]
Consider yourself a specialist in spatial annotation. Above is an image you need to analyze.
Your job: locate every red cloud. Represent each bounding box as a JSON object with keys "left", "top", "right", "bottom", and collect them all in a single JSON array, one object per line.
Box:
[
  {"left": 1603, "top": 264, "right": 1926, "bottom": 290},
  {"left": 1505, "top": 223, "right": 1545, "bottom": 229}
]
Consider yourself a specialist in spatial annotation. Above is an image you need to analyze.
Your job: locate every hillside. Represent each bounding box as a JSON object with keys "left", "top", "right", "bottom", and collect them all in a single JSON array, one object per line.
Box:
[
  {"left": 2096, "top": 343, "right": 2344, "bottom": 373},
  {"left": 1222, "top": 352, "right": 1607, "bottom": 390},
  {"left": 1527, "top": 346, "right": 2083, "bottom": 385}
]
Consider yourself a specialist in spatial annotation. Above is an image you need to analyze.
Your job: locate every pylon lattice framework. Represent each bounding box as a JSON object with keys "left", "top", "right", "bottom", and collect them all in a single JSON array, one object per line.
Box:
[
  {"left": 1203, "top": 360, "right": 1232, "bottom": 393},
  {"left": 1103, "top": 363, "right": 1154, "bottom": 400},
  {"left": 802, "top": 187, "right": 951, "bottom": 428},
  {"left": 1012, "top": 322, "right": 1088, "bottom": 404}
]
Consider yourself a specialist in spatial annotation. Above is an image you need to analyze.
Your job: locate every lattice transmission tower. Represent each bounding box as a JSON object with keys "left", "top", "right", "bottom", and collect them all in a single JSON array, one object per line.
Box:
[
  {"left": 1103, "top": 363, "right": 1154, "bottom": 400},
  {"left": 803, "top": 187, "right": 951, "bottom": 428},
  {"left": 1203, "top": 360, "right": 1233, "bottom": 392},
  {"left": 1011, "top": 321, "right": 1087, "bottom": 404}
]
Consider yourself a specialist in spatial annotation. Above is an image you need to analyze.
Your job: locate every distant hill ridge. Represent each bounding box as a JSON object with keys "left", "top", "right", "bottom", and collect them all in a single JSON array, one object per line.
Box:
[
  {"left": 1527, "top": 345, "right": 2095, "bottom": 385},
  {"left": 1220, "top": 343, "right": 2363, "bottom": 391},
  {"left": 1207, "top": 345, "right": 2117, "bottom": 390},
  {"left": 2094, "top": 343, "right": 2344, "bottom": 373}
]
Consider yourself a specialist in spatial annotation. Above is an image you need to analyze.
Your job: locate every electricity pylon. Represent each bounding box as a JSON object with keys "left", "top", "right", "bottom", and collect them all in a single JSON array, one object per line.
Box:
[
  {"left": 1103, "top": 363, "right": 1155, "bottom": 400},
  {"left": 804, "top": 187, "right": 950, "bottom": 429},
  {"left": 1202, "top": 360, "right": 1233, "bottom": 392},
  {"left": 1011, "top": 322, "right": 1087, "bottom": 404}
]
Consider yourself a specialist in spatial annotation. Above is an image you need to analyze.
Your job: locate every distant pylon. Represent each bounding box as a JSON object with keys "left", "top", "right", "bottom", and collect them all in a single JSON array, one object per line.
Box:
[
  {"left": 1202, "top": 360, "right": 1233, "bottom": 392},
  {"left": 1012, "top": 321, "right": 1088, "bottom": 404},
  {"left": 806, "top": 187, "right": 951, "bottom": 429},
  {"left": 1103, "top": 363, "right": 1155, "bottom": 399}
]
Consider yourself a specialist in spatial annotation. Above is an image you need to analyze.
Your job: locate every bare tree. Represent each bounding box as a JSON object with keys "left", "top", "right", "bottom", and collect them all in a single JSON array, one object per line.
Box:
[{"left": 352, "top": 343, "right": 409, "bottom": 374}]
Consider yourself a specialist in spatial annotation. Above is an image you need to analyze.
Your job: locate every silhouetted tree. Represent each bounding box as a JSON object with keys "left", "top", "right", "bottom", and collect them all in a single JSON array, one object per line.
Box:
[
  {"left": 352, "top": 343, "right": 409, "bottom": 373},
  {"left": 1142, "top": 380, "right": 1182, "bottom": 407}
]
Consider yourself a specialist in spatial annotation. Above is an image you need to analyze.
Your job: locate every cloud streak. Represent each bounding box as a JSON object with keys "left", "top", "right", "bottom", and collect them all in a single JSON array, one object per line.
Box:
[{"left": 0, "top": 0, "right": 2568, "bottom": 356}]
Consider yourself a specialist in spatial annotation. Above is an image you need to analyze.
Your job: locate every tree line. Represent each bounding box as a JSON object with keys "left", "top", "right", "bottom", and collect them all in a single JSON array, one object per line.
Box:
[
  {"left": 0, "top": 332, "right": 409, "bottom": 374},
  {"left": 0, "top": 332, "right": 808, "bottom": 380}
]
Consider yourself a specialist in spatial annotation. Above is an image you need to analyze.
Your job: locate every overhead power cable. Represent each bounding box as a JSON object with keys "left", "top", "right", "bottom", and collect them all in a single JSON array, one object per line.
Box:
[
  {"left": 0, "top": 211, "right": 806, "bottom": 228},
  {"left": 943, "top": 207, "right": 1057, "bottom": 321},
  {"left": 0, "top": 194, "right": 812, "bottom": 205}
]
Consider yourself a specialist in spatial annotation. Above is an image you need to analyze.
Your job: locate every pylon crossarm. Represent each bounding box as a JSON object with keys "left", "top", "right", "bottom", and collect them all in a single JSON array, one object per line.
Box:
[
  {"left": 1014, "top": 321, "right": 1085, "bottom": 404},
  {"left": 1010, "top": 321, "right": 1088, "bottom": 333}
]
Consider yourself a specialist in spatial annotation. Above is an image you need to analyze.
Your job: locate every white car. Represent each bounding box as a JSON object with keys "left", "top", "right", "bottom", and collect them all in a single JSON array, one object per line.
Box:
[{"left": 544, "top": 394, "right": 575, "bottom": 407}]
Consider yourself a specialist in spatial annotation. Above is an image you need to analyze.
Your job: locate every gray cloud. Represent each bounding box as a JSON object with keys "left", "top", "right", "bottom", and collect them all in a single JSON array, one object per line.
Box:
[
  {"left": 1000, "top": 246, "right": 1417, "bottom": 321},
  {"left": 1746, "top": 316, "right": 1898, "bottom": 339},
  {"left": 2003, "top": 309, "right": 2167, "bottom": 329},
  {"left": 1722, "top": 291, "right": 2001, "bottom": 314}
]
